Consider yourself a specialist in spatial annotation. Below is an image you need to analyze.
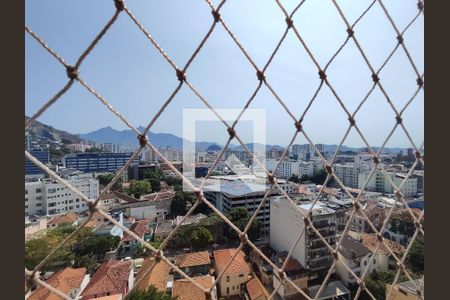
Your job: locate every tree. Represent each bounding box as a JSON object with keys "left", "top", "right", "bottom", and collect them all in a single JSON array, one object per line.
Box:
[
  {"left": 289, "top": 174, "right": 300, "bottom": 183},
  {"left": 127, "top": 180, "right": 152, "bottom": 198},
  {"left": 143, "top": 169, "right": 164, "bottom": 192},
  {"left": 97, "top": 173, "right": 123, "bottom": 191},
  {"left": 363, "top": 271, "right": 406, "bottom": 300},
  {"left": 310, "top": 169, "right": 334, "bottom": 186},
  {"left": 406, "top": 234, "right": 424, "bottom": 274},
  {"left": 128, "top": 285, "right": 174, "bottom": 300},
  {"left": 73, "top": 255, "right": 98, "bottom": 274},
  {"left": 73, "top": 232, "right": 120, "bottom": 259},
  {"left": 170, "top": 191, "right": 194, "bottom": 217},
  {"left": 226, "top": 207, "right": 261, "bottom": 242},
  {"left": 190, "top": 226, "right": 214, "bottom": 250}
]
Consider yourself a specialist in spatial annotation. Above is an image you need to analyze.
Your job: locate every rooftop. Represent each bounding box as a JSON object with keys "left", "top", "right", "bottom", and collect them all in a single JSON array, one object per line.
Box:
[
  {"left": 213, "top": 248, "right": 251, "bottom": 276},
  {"left": 298, "top": 202, "right": 335, "bottom": 216},
  {"left": 28, "top": 267, "right": 87, "bottom": 300},
  {"left": 246, "top": 276, "right": 269, "bottom": 300},
  {"left": 172, "top": 275, "right": 214, "bottom": 300},
  {"left": 338, "top": 235, "right": 371, "bottom": 259},
  {"left": 176, "top": 251, "right": 211, "bottom": 268},
  {"left": 98, "top": 191, "right": 140, "bottom": 203},
  {"left": 47, "top": 212, "right": 78, "bottom": 226},
  {"left": 81, "top": 260, "right": 132, "bottom": 298},
  {"left": 135, "top": 257, "right": 171, "bottom": 292},
  {"left": 308, "top": 281, "right": 351, "bottom": 299},
  {"left": 361, "top": 233, "right": 404, "bottom": 255},
  {"left": 397, "top": 277, "right": 424, "bottom": 296},
  {"left": 122, "top": 219, "right": 151, "bottom": 242}
]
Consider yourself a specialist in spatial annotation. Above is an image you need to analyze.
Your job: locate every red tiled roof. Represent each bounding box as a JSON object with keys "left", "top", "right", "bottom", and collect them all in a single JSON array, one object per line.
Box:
[
  {"left": 172, "top": 275, "right": 214, "bottom": 300},
  {"left": 176, "top": 251, "right": 211, "bottom": 268},
  {"left": 28, "top": 267, "right": 86, "bottom": 300},
  {"left": 213, "top": 249, "right": 251, "bottom": 276},
  {"left": 81, "top": 260, "right": 132, "bottom": 299},
  {"left": 135, "top": 258, "right": 170, "bottom": 292},
  {"left": 94, "top": 295, "right": 122, "bottom": 300},
  {"left": 47, "top": 213, "right": 78, "bottom": 226},
  {"left": 84, "top": 211, "right": 105, "bottom": 228},
  {"left": 246, "top": 276, "right": 268, "bottom": 300},
  {"left": 122, "top": 220, "right": 151, "bottom": 242},
  {"left": 361, "top": 233, "right": 405, "bottom": 255}
]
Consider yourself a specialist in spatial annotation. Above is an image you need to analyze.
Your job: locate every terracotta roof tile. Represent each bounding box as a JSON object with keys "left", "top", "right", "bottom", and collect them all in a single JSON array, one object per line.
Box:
[
  {"left": 176, "top": 251, "right": 211, "bottom": 268},
  {"left": 361, "top": 233, "right": 405, "bottom": 255},
  {"left": 135, "top": 258, "right": 170, "bottom": 292},
  {"left": 94, "top": 295, "right": 122, "bottom": 300},
  {"left": 81, "top": 260, "right": 132, "bottom": 299},
  {"left": 47, "top": 213, "right": 79, "bottom": 226},
  {"left": 172, "top": 275, "right": 214, "bottom": 300},
  {"left": 122, "top": 220, "right": 151, "bottom": 242},
  {"left": 28, "top": 267, "right": 86, "bottom": 300},
  {"left": 246, "top": 276, "right": 268, "bottom": 300},
  {"left": 213, "top": 249, "right": 251, "bottom": 276}
]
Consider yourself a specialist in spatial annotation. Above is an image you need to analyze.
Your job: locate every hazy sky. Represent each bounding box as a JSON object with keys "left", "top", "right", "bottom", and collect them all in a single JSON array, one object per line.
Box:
[{"left": 25, "top": 0, "right": 423, "bottom": 148}]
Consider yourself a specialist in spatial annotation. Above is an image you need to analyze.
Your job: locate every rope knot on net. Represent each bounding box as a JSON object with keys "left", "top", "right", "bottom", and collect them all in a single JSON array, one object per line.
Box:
[
  {"left": 211, "top": 10, "right": 221, "bottom": 23},
  {"left": 137, "top": 134, "right": 148, "bottom": 148},
  {"left": 65, "top": 66, "right": 79, "bottom": 80},
  {"left": 114, "top": 0, "right": 124, "bottom": 12}
]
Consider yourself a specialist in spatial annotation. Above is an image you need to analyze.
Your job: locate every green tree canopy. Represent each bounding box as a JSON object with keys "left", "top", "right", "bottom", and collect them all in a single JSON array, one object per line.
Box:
[
  {"left": 406, "top": 234, "right": 424, "bottom": 274},
  {"left": 127, "top": 180, "right": 152, "bottom": 198},
  {"left": 190, "top": 226, "right": 214, "bottom": 251},
  {"left": 143, "top": 169, "right": 164, "bottom": 192},
  {"left": 226, "top": 207, "right": 261, "bottom": 242},
  {"left": 97, "top": 173, "right": 123, "bottom": 191},
  {"left": 170, "top": 191, "right": 194, "bottom": 217}
]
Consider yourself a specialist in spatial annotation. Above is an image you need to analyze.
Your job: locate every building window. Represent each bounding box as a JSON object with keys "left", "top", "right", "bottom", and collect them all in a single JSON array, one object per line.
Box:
[
  {"left": 226, "top": 287, "right": 229, "bottom": 295},
  {"left": 36, "top": 203, "right": 41, "bottom": 207},
  {"left": 25, "top": 198, "right": 28, "bottom": 202},
  {"left": 239, "top": 274, "right": 244, "bottom": 278},
  {"left": 36, "top": 196, "right": 41, "bottom": 201},
  {"left": 226, "top": 276, "right": 230, "bottom": 282},
  {"left": 36, "top": 188, "right": 41, "bottom": 193}
]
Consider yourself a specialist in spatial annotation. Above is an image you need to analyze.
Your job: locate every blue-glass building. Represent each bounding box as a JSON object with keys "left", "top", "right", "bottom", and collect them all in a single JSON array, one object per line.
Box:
[
  {"left": 65, "top": 152, "right": 139, "bottom": 173},
  {"left": 25, "top": 150, "right": 49, "bottom": 175}
]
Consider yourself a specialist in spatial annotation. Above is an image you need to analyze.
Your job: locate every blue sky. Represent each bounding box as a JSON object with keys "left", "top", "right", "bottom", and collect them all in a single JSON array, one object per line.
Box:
[{"left": 25, "top": 0, "right": 423, "bottom": 148}]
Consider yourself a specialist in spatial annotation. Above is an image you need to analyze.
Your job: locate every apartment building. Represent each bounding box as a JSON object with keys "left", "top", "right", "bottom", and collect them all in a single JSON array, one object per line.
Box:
[
  {"left": 25, "top": 173, "right": 99, "bottom": 216},
  {"left": 358, "top": 170, "right": 417, "bottom": 197},
  {"left": 25, "top": 150, "right": 49, "bottom": 176},
  {"left": 334, "top": 163, "right": 357, "bottom": 188},
  {"left": 336, "top": 235, "right": 374, "bottom": 286},
  {"left": 270, "top": 197, "right": 337, "bottom": 275},
  {"left": 204, "top": 179, "right": 280, "bottom": 236},
  {"left": 64, "top": 152, "right": 139, "bottom": 173}
]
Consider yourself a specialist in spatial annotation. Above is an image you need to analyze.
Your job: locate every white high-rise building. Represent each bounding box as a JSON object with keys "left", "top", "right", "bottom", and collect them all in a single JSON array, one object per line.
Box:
[
  {"left": 270, "top": 197, "right": 337, "bottom": 273},
  {"left": 25, "top": 174, "right": 99, "bottom": 216},
  {"left": 358, "top": 170, "right": 417, "bottom": 197}
]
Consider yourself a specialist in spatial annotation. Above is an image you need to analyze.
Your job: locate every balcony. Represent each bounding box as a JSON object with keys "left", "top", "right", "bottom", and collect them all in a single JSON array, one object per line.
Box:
[
  {"left": 308, "top": 257, "right": 334, "bottom": 271},
  {"left": 313, "top": 221, "right": 337, "bottom": 229}
]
